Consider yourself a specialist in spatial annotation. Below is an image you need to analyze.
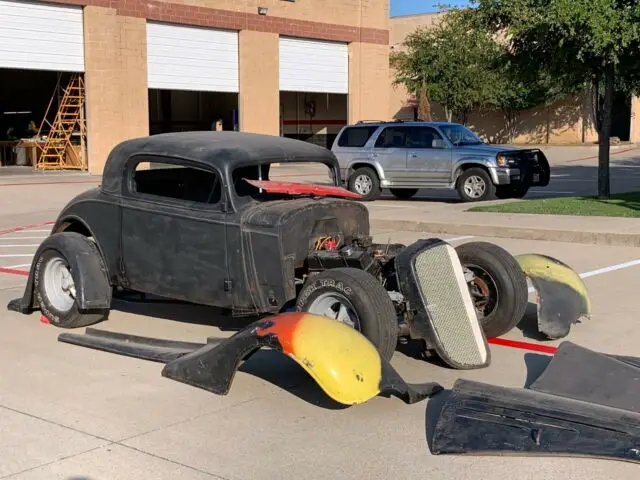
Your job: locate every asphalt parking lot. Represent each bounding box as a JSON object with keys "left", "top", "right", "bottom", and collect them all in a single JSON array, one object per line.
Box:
[{"left": 0, "top": 217, "right": 639, "bottom": 479}]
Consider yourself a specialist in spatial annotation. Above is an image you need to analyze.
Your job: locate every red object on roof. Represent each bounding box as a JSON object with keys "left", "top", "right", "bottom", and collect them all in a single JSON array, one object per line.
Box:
[{"left": 244, "top": 179, "right": 362, "bottom": 200}]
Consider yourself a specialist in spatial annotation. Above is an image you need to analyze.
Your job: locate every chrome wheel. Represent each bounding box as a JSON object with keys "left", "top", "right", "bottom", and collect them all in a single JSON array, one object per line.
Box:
[
  {"left": 43, "top": 257, "right": 76, "bottom": 313},
  {"left": 353, "top": 174, "right": 373, "bottom": 196},
  {"left": 463, "top": 175, "right": 487, "bottom": 199},
  {"left": 306, "top": 292, "right": 361, "bottom": 330}
]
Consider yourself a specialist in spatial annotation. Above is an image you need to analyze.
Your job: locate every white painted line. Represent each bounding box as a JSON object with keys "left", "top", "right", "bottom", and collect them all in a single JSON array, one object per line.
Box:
[
  {"left": 12, "top": 229, "right": 51, "bottom": 233},
  {"left": 445, "top": 235, "right": 475, "bottom": 242},
  {"left": 0, "top": 254, "right": 34, "bottom": 258},
  {"left": 0, "top": 245, "right": 40, "bottom": 248},
  {"left": 5, "top": 263, "right": 31, "bottom": 269},
  {"left": 527, "top": 259, "right": 640, "bottom": 293},
  {"left": 0, "top": 236, "right": 47, "bottom": 240},
  {"left": 550, "top": 174, "right": 570, "bottom": 178}
]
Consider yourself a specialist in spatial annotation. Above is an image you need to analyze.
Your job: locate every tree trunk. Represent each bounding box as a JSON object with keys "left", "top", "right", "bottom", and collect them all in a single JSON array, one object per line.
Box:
[
  {"left": 598, "top": 64, "right": 614, "bottom": 199},
  {"left": 417, "top": 82, "right": 431, "bottom": 121},
  {"left": 445, "top": 107, "right": 453, "bottom": 123}
]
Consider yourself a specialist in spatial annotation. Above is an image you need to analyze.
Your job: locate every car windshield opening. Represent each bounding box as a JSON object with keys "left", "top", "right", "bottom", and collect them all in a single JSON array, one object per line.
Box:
[{"left": 439, "top": 125, "right": 484, "bottom": 146}]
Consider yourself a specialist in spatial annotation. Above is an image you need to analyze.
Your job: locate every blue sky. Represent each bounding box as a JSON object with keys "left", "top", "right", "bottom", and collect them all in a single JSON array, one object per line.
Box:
[{"left": 390, "top": 0, "right": 470, "bottom": 17}]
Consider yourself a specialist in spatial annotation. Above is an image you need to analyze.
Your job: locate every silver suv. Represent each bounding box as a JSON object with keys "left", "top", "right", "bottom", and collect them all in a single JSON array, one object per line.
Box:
[{"left": 330, "top": 121, "right": 550, "bottom": 202}]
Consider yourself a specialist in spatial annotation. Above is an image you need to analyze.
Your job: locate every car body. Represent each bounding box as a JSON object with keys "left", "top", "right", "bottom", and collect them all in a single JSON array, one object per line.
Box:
[
  {"left": 8, "top": 132, "right": 585, "bottom": 375},
  {"left": 330, "top": 120, "right": 551, "bottom": 201}
]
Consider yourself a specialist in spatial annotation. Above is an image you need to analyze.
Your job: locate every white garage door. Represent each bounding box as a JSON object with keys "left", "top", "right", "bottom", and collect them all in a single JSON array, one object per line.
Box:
[
  {"left": 0, "top": 0, "right": 84, "bottom": 72},
  {"left": 279, "top": 37, "right": 348, "bottom": 94},
  {"left": 147, "top": 22, "right": 239, "bottom": 92}
]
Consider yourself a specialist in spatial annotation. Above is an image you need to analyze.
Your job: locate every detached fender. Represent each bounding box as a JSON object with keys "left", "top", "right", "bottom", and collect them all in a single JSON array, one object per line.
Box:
[
  {"left": 515, "top": 253, "right": 591, "bottom": 339},
  {"left": 7, "top": 232, "right": 112, "bottom": 315},
  {"left": 162, "top": 312, "right": 443, "bottom": 405}
]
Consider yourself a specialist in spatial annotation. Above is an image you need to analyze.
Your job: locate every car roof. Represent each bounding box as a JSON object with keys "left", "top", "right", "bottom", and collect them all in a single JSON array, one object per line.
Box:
[{"left": 101, "top": 131, "right": 338, "bottom": 195}]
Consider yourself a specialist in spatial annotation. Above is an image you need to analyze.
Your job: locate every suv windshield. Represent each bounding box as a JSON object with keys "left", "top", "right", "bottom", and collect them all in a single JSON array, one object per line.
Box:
[{"left": 438, "top": 124, "right": 484, "bottom": 146}]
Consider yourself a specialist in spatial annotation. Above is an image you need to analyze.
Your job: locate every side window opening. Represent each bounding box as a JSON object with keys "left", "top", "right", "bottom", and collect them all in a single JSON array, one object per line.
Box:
[
  {"left": 133, "top": 161, "right": 222, "bottom": 205},
  {"left": 374, "top": 127, "right": 411, "bottom": 148},
  {"left": 337, "top": 126, "right": 378, "bottom": 147},
  {"left": 407, "top": 126, "right": 444, "bottom": 149}
]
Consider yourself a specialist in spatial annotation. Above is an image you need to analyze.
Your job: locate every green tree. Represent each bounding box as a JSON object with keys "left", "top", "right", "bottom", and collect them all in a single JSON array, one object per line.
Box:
[
  {"left": 473, "top": 0, "right": 640, "bottom": 198},
  {"left": 390, "top": 8, "right": 501, "bottom": 124}
]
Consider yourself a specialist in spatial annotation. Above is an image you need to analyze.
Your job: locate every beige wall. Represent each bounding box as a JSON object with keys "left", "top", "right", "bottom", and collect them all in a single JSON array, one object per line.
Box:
[
  {"left": 631, "top": 97, "right": 640, "bottom": 142},
  {"left": 349, "top": 42, "right": 391, "bottom": 123},
  {"left": 174, "top": 0, "right": 389, "bottom": 30},
  {"left": 238, "top": 30, "right": 280, "bottom": 135},
  {"left": 83, "top": 6, "right": 149, "bottom": 175}
]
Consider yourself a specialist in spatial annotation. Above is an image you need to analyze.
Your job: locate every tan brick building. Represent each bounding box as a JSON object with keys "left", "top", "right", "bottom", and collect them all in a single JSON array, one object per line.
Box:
[
  {"left": 389, "top": 13, "right": 640, "bottom": 145},
  {"left": 0, "top": 0, "right": 391, "bottom": 174}
]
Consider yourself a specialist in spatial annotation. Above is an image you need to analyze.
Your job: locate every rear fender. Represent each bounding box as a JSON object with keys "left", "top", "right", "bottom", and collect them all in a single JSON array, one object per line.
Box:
[
  {"left": 515, "top": 253, "right": 591, "bottom": 339},
  {"left": 162, "top": 312, "right": 443, "bottom": 405},
  {"left": 7, "top": 232, "right": 112, "bottom": 315}
]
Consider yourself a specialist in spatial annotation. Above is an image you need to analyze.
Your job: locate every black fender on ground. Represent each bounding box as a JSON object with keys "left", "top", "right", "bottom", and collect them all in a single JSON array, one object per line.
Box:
[{"left": 7, "top": 232, "right": 112, "bottom": 315}]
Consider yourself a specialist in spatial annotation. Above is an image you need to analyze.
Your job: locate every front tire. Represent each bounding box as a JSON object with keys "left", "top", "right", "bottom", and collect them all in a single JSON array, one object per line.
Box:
[
  {"left": 457, "top": 168, "right": 496, "bottom": 202},
  {"left": 347, "top": 167, "right": 382, "bottom": 201},
  {"left": 455, "top": 241, "right": 528, "bottom": 338},
  {"left": 295, "top": 268, "right": 398, "bottom": 361},
  {"left": 33, "top": 248, "right": 107, "bottom": 329}
]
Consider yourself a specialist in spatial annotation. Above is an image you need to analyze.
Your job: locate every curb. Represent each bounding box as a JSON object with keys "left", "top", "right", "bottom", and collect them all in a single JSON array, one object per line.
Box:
[{"left": 370, "top": 218, "right": 640, "bottom": 247}]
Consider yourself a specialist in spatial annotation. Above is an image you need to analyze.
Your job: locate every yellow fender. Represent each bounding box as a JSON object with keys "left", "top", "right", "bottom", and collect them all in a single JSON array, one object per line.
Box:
[{"left": 515, "top": 254, "right": 591, "bottom": 339}]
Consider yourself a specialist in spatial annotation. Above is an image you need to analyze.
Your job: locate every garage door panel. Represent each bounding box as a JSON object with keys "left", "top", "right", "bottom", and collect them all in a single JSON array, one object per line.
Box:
[
  {"left": 0, "top": 0, "right": 84, "bottom": 72},
  {"left": 147, "top": 22, "right": 239, "bottom": 92},
  {"left": 279, "top": 37, "right": 348, "bottom": 94}
]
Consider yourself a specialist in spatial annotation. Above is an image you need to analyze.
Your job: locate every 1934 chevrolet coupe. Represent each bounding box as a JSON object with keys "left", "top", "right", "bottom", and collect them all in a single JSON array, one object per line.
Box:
[{"left": 8, "top": 132, "right": 590, "bottom": 378}]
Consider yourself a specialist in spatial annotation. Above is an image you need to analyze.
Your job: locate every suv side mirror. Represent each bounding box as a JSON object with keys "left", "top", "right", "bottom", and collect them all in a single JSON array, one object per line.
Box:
[{"left": 432, "top": 138, "right": 445, "bottom": 149}]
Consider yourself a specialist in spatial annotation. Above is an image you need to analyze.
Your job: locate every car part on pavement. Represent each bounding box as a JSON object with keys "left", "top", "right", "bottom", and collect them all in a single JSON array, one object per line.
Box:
[
  {"left": 515, "top": 253, "right": 591, "bottom": 339},
  {"left": 58, "top": 312, "right": 443, "bottom": 406},
  {"left": 394, "top": 239, "right": 491, "bottom": 370},
  {"left": 430, "top": 342, "right": 640, "bottom": 463}
]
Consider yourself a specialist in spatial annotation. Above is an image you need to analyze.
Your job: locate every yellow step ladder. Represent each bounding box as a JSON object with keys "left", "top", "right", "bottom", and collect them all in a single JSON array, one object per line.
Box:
[{"left": 36, "top": 74, "right": 87, "bottom": 171}]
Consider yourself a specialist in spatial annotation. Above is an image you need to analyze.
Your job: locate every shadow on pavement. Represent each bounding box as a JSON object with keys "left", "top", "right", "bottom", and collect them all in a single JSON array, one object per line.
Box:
[{"left": 516, "top": 302, "right": 551, "bottom": 341}]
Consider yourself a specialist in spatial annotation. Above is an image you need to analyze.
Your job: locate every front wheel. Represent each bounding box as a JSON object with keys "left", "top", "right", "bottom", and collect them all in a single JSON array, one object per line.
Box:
[
  {"left": 347, "top": 167, "right": 382, "bottom": 201},
  {"left": 455, "top": 241, "right": 528, "bottom": 338},
  {"left": 295, "top": 268, "right": 398, "bottom": 361},
  {"left": 456, "top": 168, "right": 496, "bottom": 202}
]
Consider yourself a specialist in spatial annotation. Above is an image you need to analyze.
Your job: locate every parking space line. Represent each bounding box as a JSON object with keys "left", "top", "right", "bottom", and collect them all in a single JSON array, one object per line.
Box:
[
  {"left": 0, "top": 237, "right": 48, "bottom": 240},
  {"left": 527, "top": 259, "right": 640, "bottom": 293},
  {"left": 0, "top": 245, "right": 42, "bottom": 247},
  {"left": 445, "top": 235, "right": 475, "bottom": 242},
  {"left": 0, "top": 221, "right": 54, "bottom": 236},
  {"left": 0, "top": 267, "right": 29, "bottom": 277},
  {"left": 6, "top": 264, "right": 31, "bottom": 269}
]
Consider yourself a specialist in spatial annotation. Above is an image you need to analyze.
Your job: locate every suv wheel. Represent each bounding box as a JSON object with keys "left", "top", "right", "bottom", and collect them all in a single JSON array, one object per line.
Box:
[
  {"left": 348, "top": 167, "right": 381, "bottom": 201},
  {"left": 457, "top": 168, "right": 496, "bottom": 202}
]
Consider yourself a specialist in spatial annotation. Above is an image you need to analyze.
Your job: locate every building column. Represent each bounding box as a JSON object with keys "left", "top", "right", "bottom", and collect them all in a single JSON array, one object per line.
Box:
[
  {"left": 630, "top": 96, "right": 640, "bottom": 143},
  {"left": 348, "top": 42, "right": 390, "bottom": 124},
  {"left": 238, "top": 30, "right": 280, "bottom": 135},
  {"left": 83, "top": 7, "right": 149, "bottom": 175}
]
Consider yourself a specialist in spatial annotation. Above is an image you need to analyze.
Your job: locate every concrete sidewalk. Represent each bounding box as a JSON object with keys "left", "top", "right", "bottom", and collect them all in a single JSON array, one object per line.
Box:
[{"left": 369, "top": 205, "right": 640, "bottom": 247}]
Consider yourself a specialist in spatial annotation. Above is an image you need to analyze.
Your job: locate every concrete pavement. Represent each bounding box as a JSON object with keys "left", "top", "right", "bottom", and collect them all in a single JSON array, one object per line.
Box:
[{"left": 1, "top": 226, "right": 639, "bottom": 479}]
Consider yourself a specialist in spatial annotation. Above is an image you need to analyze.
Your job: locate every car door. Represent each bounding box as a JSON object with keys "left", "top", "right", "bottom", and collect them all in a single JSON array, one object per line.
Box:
[
  {"left": 370, "top": 126, "right": 411, "bottom": 181},
  {"left": 119, "top": 156, "right": 232, "bottom": 308},
  {"left": 405, "top": 126, "right": 453, "bottom": 184}
]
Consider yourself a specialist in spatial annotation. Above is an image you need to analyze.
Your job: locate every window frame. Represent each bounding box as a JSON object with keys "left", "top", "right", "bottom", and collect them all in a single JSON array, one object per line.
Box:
[
  {"left": 122, "top": 154, "right": 227, "bottom": 212},
  {"left": 406, "top": 125, "right": 447, "bottom": 149},
  {"left": 373, "top": 125, "right": 413, "bottom": 149},
  {"left": 336, "top": 125, "right": 380, "bottom": 148}
]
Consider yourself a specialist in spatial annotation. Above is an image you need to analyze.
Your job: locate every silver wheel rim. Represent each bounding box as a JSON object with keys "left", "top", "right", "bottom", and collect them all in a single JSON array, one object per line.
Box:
[
  {"left": 353, "top": 174, "right": 373, "bottom": 195},
  {"left": 463, "top": 175, "right": 486, "bottom": 198},
  {"left": 306, "top": 293, "right": 361, "bottom": 330},
  {"left": 43, "top": 257, "right": 76, "bottom": 312}
]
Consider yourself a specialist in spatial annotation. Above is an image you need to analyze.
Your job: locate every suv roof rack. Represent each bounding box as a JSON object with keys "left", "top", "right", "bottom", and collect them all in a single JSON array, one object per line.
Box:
[{"left": 355, "top": 119, "right": 405, "bottom": 125}]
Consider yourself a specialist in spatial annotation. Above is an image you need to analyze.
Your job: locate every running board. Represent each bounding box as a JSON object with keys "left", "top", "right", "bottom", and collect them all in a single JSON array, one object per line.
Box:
[{"left": 56, "top": 314, "right": 444, "bottom": 406}]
